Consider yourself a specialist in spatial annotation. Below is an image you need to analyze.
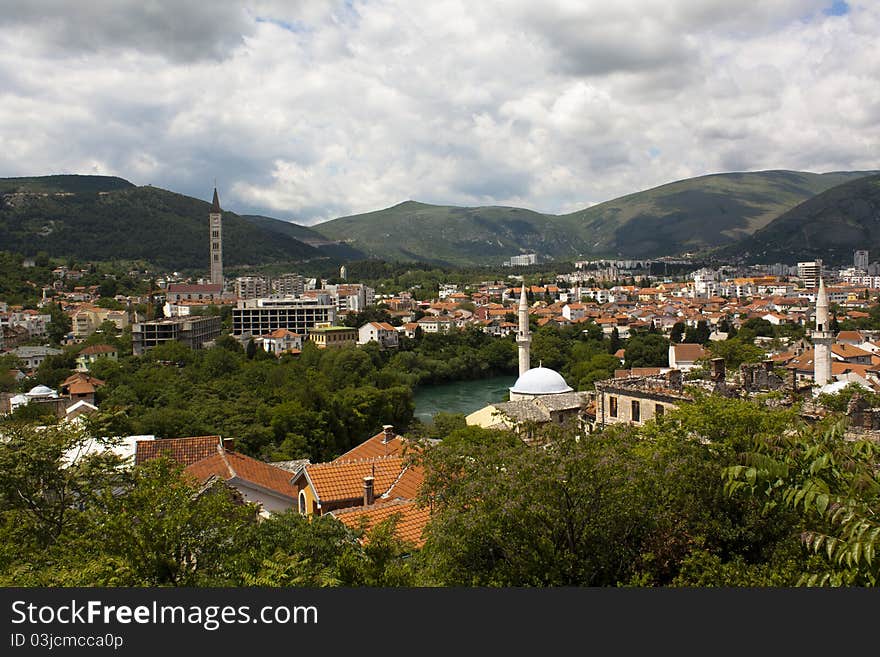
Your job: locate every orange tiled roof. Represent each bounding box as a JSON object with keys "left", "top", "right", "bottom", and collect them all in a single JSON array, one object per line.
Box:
[
  {"left": 304, "top": 456, "right": 408, "bottom": 504},
  {"left": 68, "top": 381, "right": 96, "bottom": 395},
  {"left": 61, "top": 372, "right": 105, "bottom": 388},
  {"left": 79, "top": 344, "right": 117, "bottom": 356},
  {"left": 332, "top": 499, "right": 431, "bottom": 548},
  {"left": 186, "top": 451, "right": 297, "bottom": 499},
  {"left": 135, "top": 435, "right": 233, "bottom": 466},
  {"left": 334, "top": 430, "right": 408, "bottom": 462}
]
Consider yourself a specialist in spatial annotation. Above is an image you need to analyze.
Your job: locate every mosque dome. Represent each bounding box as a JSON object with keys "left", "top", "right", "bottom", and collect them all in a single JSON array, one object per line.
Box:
[
  {"left": 509, "top": 367, "right": 573, "bottom": 396},
  {"left": 26, "top": 385, "right": 57, "bottom": 397}
]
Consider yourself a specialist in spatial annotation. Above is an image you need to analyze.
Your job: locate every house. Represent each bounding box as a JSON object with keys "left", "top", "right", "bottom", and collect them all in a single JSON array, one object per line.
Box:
[
  {"left": 60, "top": 372, "right": 106, "bottom": 405},
  {"left": 358, "top": 322, "right": 399, "bottom": 348},
  {"left": 11, "top": 345, "right": 63, "bottom": 371},
  {"left": 308, "top": 325, "right": 358, "bottom": 349},
  {"left": 75, "top": 344, "right": 118, "bottom": 371},
  {"left": 668, "top": 343, "right": 706, "bottom": 372},
  {"left": 292, "top": 426, "right": 423, "bottom": 517},
  {"left": 330, "top": 499, "right": 431, "bottom": 548},
  {"left": 595, "top": 371, "right": 691, "bottom": 428},
  {"left": 135, "top": 435, "right": 236, "bottom": 466},
  {"left": 258, "top": 329, "right": 303, "bottom": 356},
  {"left": 416, "top": 315, "right": 456, "bottom": 334},
  {"left": 185, "top": 447, "right": 299, "bottom": 516}
]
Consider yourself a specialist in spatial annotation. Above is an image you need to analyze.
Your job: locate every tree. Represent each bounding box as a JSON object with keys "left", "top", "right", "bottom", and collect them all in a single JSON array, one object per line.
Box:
[
  {"left": 46, "top": 302, "right": 71, "bottom": 344},
  {"left": 246, "top": 338, "right": 257, "bottom": 360},
  {"left": 670, "top": 322, "right": 685, "bottom": 344}
]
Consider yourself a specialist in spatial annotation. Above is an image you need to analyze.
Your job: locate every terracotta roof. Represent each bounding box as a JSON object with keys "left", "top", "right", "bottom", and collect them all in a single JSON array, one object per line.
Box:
[
  {"left": 832, "top": 343, "right": 872, "bottom": 359},
  {"left": 135, "top": 435, "right": 234, "bottom": 466},
  {"left": 186, "top": 450, "right": 297, "bottom": 500},
  {"left": 672, "top": 343, "right": 706, "bottom": 363},
  {"left": 79, "top": 344, "right": 117, "bottom": 356},
  {"left": 332, "top": 499, "right": 431, "bottom": 548},
  {"left": 61, "top": 372, "right": 105, "bottom": 388},
  {"left": 303, "top": 456, "right": 408, "bottom": 504},
  {"left": 334, "top": 429, "right": 408, "bottom": 462},
  {"left": 166, "top": 284, "right": 222, "bottom": 294},
  {"left": 68, "top": 381, "right": 96, "bottom": 395}
]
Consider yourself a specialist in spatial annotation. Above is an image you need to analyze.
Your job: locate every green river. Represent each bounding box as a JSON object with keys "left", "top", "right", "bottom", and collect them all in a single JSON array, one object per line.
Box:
[{"left": 412, "top": 374, "right": 516, "bottom": 424}]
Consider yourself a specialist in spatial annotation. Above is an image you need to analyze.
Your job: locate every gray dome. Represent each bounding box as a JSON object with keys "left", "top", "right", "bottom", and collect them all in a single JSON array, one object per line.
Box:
[
  {"left": 510, "top": 367, "right": 573, "bottom": 395},
  {"left": 26, "top": 385, "right": 56, "bottom": 397}
]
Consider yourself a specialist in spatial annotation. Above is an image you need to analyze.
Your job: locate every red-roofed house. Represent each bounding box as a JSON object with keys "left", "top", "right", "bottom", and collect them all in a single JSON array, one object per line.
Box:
[
  {"left": 185, "top": 448, "right": 298, "bottom": 515},
  {"left": 358, "top": 322, "right": 399, "bottom": 348},
  {"left": 135, "top": 435, "right": 236, "bottom": 466},
  {"left": 668, "top": 343, "right": 706, "bottom": 372}
]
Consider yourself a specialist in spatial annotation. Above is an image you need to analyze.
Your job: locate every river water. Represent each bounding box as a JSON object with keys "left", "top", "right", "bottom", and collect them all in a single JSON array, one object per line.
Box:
[{"left": 412, "top": 374, "right": 516, "bottom": 424}]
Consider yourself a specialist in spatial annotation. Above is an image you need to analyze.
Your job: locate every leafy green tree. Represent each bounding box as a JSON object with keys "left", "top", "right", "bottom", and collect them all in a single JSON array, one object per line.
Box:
[
  {"left": 706, "top": 338, "right": 766, "bottom": 369},
  {"left": 624, "top": 332, "right": 669, "bottom": 368},
  {"left": 46, "top": 302, "right": 71, "bottom": 344},
  {"left": 670, "top": 322, "right": 685, "bottom": 344}
]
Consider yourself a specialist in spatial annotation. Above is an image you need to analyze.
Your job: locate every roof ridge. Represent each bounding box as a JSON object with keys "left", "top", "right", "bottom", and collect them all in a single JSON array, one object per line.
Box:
[
  {"left": 217, "top": 443, "right": 236, "bottom": 479},
  {"left": 313, "top": 454, "right": 404, "bottom": 468}
]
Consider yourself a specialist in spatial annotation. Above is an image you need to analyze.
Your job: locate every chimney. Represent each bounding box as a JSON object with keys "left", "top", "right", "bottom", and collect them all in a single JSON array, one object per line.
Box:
[
  {"left": 666, "top": 369, "right": 683, "bottom": 390},
  {"left": 710, "top": 358, "right": 725, "bottom": 382},
  {"left": 363, "top": 476, "right": 375, "bottom": 506},
  {"left": 382, "top": 424, "right": 394, "bottom": 443}
]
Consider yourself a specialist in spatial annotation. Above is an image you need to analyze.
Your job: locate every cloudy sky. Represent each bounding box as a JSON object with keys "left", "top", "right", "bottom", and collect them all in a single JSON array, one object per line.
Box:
[{"left": 1, "top": 0, "right": 877, "bottom": 225}]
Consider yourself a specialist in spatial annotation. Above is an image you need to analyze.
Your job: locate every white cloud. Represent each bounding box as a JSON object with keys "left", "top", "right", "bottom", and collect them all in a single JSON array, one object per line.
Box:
[{"left": 0, "top": 0, "right": 877, "bottom": 225}]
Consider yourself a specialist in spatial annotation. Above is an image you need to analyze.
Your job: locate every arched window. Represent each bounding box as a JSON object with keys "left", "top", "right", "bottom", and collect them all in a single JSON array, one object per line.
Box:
[{"left": 298, "top": 490, "right": 307, "bottom": 515}]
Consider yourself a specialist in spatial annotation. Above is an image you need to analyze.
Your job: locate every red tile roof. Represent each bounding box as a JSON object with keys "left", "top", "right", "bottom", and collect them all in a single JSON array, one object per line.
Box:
[
  {"left": 135, "top": 435, "right": 234, "bottom": 466},
  {"left": 332, "top": 499, "right": 431, "bottom": 548},
  {"left": 80, "top": 344, "right": 117, "bottom": 356},
  {"left": 185, "top": 451, "right": 297, "bottom": 499},
  {"left": 303, "top": 456, "right": 409, "bottom": 505},
  {"left": 333, "top": 429, "right": 408, "bottom": 462}
]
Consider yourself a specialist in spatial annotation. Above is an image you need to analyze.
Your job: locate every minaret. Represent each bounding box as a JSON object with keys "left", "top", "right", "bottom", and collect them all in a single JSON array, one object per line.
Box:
[
  {"left": 209, "top": 187, "right": 223, "bottom": 286},
  {"left": 516, "top": 283, "right": 531, "bottom": 376},
  {"left": 813, "top": 276, "right": 833, "bottom": 387}
]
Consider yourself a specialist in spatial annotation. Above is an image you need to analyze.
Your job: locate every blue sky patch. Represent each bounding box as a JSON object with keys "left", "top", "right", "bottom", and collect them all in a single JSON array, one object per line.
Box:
[{"left": 824, "top": 1, "right": 850, "bottom": 16}]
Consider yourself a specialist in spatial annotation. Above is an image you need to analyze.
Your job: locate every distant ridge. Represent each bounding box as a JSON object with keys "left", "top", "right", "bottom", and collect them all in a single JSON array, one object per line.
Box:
[
  {"left": 716, "top": 173, "right": 880, "bottom": 265},
  {"left": 310, "top": 170, "right": 877, "bottom": 264},
  {"left": 0, "top": 175, "right": 320, "bottom": 270}
]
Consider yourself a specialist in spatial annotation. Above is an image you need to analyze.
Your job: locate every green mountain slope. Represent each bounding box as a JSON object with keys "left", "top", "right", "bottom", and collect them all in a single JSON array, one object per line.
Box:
[
  {"left": 0, "top": 176, "right": 319, "bottom": 270},
  {"left": 716, "top": 173, "right": 880, "bottom": 265},
  {"left": 312, "top": 201, "right": 576, "bottom": 266},
  {"left": 555, "top": 170, "right": 875, "bottom": 258},
  {"left": 0, "top": 174, "right": 134, "bottom": 194},
  {"left": 241, "top": 214, "right": 367, "bottom": 261},
  {"left": 311, "top": 170, "right": 875, "bottom": 264}
]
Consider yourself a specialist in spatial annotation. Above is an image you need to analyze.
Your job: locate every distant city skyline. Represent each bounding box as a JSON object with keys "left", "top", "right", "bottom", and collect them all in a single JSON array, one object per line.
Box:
[{"left": 0, "top": 1, "right": 877, "bottom": 225}]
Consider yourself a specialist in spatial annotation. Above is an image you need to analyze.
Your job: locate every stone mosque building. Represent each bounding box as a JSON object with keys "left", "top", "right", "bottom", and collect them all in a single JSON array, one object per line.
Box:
[{"left": 466, "top": 284, "right": 591, "bottom": 437}]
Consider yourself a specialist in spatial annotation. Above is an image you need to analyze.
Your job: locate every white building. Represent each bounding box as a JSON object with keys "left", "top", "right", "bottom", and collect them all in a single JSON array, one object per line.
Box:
[{"left": 358, "top": 322, "right": 399, "bottom": 348}]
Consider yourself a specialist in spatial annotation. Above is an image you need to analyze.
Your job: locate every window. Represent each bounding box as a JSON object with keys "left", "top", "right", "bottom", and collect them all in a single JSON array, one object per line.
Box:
[
  {"left": 655, "top": 404, "right": 664, "bottom": 418},
  {"left": 631, "top": 400, "right": 640, "bottom": 423},
  {"left": 609, "top": 395, "right": 617, "bottom": 418},
  {"left": 298, "top": 490, "right": 307, "bottom": 515},
  {"left": 212, "top": 230, "right": 219, "bottom": 238}
]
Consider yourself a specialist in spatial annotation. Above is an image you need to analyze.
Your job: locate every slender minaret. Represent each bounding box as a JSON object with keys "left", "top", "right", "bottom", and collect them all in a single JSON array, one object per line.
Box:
[
  {"left": 209, "top": 187, "right": 223, "bottom": 286},
  {"left": 516, "top": 283, "right": 531, "bottom": 376},
  {"left": 813, "top": 276, "right": 833, "bottom": 387}
]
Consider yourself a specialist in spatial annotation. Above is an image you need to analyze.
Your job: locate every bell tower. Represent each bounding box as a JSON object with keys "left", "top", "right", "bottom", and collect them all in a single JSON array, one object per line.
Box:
[{"left": 209, "top": 187, "right": 223, "bottom": 286}]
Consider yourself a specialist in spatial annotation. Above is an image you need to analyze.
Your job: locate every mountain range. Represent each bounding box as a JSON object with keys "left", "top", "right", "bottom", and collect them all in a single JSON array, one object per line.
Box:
[{"left": 1, "top": 170, "right": 878, "bottom": 270}]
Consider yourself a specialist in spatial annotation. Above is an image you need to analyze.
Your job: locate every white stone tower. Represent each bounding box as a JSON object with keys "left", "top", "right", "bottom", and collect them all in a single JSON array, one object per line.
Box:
[
  {"left": 813, "top": 276, "right": 833, "bottom": 387},
  {"left": 516, "top": 283, "right": 531, "bottom": 376},
  {"left": 209, "top": 187, "right": 223, "bottom": 286}
]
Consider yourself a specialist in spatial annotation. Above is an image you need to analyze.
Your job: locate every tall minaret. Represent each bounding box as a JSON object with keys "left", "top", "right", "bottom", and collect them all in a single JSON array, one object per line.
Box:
[
  {"left": 813, "top": 276, "right": 833, "bottom": 387},
  {"left": 516, "top": 283, "right": 531, "bottom": 376},
  {"left": 209, "top": 187, "right": 223, "bottom": 286}
]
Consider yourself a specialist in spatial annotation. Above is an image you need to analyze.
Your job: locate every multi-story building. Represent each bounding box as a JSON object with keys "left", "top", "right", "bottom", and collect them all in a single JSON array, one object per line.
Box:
[
  {"left": 234, "top": 276, "right": 270, "bottom": 299},
  {"left": 232, "top": 296, "right": 336, "bottom": 337},
  {"left": 308, "top": 326, "right": 358, "bottom": 349},
  {"left": 72, "top": 305, "right": 129, "bottom": 339},
  {"left": 797, "top": 260, "right": 822, "bottom": 289},
  {"left": 854, "top": 250, "right": 869, "bottom": 271},
  {"left": 131, "top": 316, "right": 222, "bottom": 355},
  {"left": 508, "top": 253, "right": 538, "bottom": 266},
  {"left": 271, "top": 274, "right": 305, "bottom": 297}
]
